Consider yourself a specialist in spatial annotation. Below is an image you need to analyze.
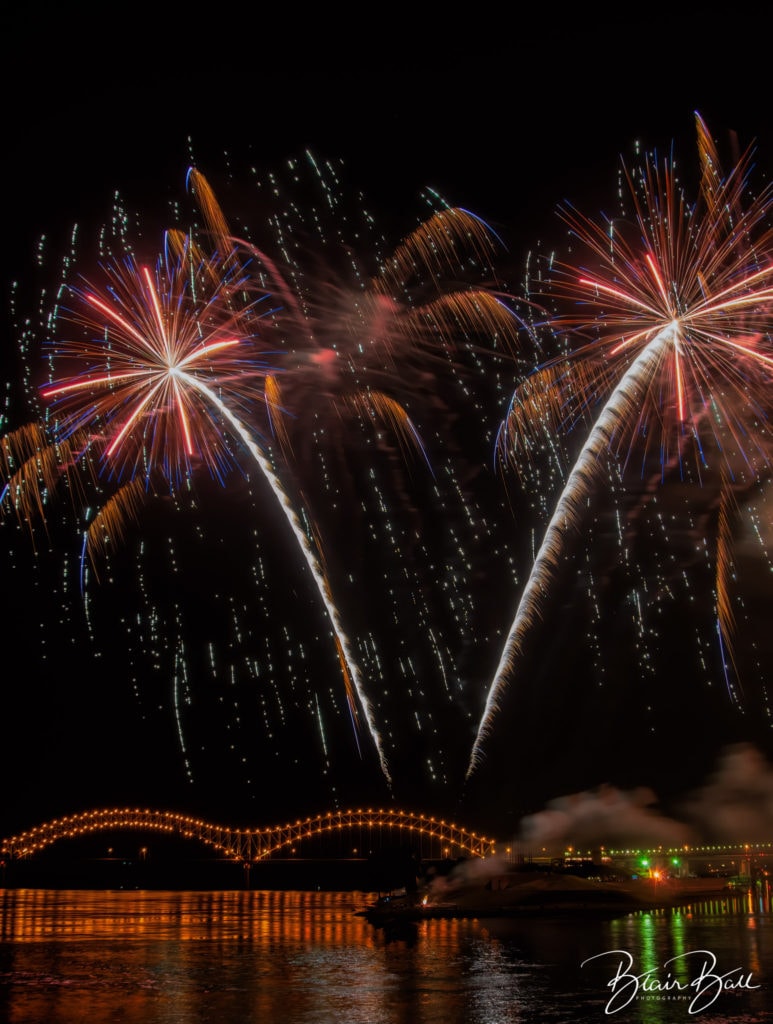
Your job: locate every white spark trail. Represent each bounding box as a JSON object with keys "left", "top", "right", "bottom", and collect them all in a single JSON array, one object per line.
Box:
[
  {"left": 467, "top": 323, "right": 678, "bottom": 777},
  {"left": 184, "top": 373, "right": 391, "bottom": 786}
]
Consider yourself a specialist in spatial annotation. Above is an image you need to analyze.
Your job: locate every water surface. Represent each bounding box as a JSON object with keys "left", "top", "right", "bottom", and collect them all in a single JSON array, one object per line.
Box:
[{"left": 1, "top": 887, "right": 771, "bottom": 1023}]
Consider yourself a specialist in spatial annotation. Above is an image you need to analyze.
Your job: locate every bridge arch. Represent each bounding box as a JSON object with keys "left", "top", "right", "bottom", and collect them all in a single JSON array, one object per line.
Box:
[{"left": 1, "top": 807, "right": 498, "bottom": 863}]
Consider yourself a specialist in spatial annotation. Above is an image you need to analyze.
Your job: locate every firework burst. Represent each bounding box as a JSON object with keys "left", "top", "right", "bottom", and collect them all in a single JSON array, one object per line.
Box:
[
  {"left": 41, "top": 241, "right": 271, "bottom": 487},
  {"left": 186, "top": 163, "right": 521, "bottom": 469},
  {"left": 38, "top": 234, "right": 398, "bottom": 783},
  {"left": 468, "top": 113, "right": 773, "bottom": 777}
]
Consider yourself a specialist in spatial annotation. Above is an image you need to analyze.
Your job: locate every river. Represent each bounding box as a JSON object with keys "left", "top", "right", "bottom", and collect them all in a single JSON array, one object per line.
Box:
[{"left": 1, "top": 885, "right": 772, "bottom": 1023}]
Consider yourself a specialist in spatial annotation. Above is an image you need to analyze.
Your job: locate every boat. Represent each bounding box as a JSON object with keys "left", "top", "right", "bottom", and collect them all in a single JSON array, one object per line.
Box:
[{"left": 358, "top": 869, "right": 736, "bottom": 925}]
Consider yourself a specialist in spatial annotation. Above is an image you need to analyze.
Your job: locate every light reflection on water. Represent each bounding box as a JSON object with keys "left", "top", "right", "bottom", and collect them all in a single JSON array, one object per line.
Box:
[{"left": 0, "top": 888, "right": 771, "bottom": 1024}]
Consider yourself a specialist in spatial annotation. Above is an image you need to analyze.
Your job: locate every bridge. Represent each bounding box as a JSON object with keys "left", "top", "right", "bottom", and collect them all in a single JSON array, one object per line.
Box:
[{"left": 0, "top": 807, "right": 497, "bottom": 864}]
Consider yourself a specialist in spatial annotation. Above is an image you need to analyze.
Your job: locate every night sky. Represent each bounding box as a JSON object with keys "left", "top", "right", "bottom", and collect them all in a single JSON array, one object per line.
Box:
[{"left": 2, "top": 9, "right": 773, "bottom": 848}]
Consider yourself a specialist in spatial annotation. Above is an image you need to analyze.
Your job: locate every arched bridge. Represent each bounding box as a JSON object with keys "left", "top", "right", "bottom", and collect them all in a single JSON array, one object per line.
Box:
[{"left": 1, "top": 807, "right": 497, "bottom": 863}]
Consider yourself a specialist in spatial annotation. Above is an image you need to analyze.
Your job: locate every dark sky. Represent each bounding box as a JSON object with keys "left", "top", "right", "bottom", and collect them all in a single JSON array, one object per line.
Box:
[{"left": 2, "top": 9, "right": 773, "bottom": 845}]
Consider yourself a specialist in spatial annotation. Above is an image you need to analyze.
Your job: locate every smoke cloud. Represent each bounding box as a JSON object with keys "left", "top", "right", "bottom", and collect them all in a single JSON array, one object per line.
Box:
[
  {"left": 516, "top": 783, "right": 695, "bottom": 853},
  {"left": 678, "top": 743, "right": 773, "bottom": 842},
  {"left": 510, "top": 745, "right": 773, "bottom": 853}
]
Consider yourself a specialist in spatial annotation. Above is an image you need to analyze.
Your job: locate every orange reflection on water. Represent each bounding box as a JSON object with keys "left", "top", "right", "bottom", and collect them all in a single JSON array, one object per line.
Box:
[{"left": 0, "top": 889, "right": 382, "bottom": 945}]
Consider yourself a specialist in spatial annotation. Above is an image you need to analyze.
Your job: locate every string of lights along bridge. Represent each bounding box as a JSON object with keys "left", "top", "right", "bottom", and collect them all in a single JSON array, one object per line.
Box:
[
  {"left": 0, "top": 808, "right": 496, "bottom": 862},
  {"left": 2, "top": 808, "right": 772, "bottom": 868}
]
